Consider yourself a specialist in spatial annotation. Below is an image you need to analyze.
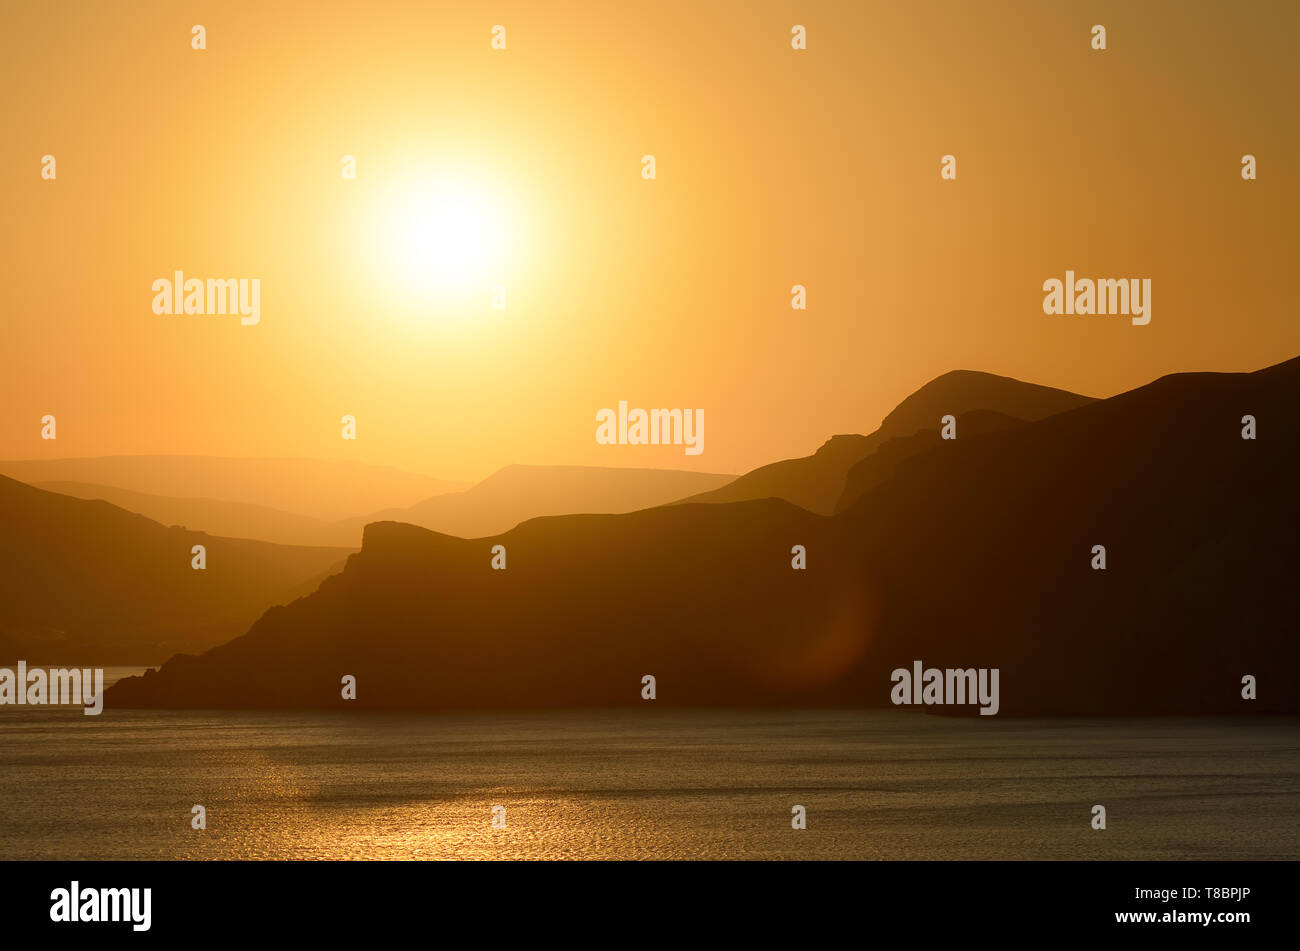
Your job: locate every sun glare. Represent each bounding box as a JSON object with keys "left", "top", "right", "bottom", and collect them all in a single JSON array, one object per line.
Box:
[{"left": 369, "top": 178, "right": 513, "bottom": 300}]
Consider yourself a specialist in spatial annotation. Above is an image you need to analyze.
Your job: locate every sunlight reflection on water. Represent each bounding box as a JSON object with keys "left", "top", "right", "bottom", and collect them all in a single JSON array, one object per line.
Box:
[{"left": 1, "top": 706, "right": 1297, "bottom": 860}]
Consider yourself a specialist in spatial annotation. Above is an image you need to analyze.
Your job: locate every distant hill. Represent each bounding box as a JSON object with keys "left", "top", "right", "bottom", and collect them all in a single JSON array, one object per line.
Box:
[
  {"left": 677, "top": 371, "right": 1095, "bottom": 514},
  {"left": 344, "top": 464, "right": 736, "bottom": 539},
  {"left": 25, "top": 464, "right": 736, "bottom": 547},
  {"left": 0, "top": 455, "right": 461, "bottom": 522},
  {"left": 34, "top": 481, "right": 348, "bottom": 547},
  {"left": 108, "top": 357, "right": 1300, "bottom": 714},
  {"left": 0, "top": 476, "right": 351, "bottom": 665}
]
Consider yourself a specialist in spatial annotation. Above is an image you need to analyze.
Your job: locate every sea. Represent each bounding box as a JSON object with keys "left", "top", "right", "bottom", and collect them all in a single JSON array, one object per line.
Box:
[{"left": 0, "top": 668, "right": 1296, "bottom": 860}]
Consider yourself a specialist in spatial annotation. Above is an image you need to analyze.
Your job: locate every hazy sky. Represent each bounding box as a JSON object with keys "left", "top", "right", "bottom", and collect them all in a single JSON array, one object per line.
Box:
[{"left": 3, "top": 0, "right": 1297, "bottom": 482}]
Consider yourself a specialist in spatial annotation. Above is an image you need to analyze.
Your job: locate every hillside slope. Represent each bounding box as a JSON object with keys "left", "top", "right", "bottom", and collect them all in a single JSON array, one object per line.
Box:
[{"left": 0, "top": 477, "right": 351, "bottom": 664}]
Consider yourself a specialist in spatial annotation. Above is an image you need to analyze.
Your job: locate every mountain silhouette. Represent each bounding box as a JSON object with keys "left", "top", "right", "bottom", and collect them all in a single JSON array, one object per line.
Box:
[
  {"left": 108, "top": 499, "right": 855, "bottom": 709},
  {"left": 833, "top": 408, "right": 1025, "bottom": 513},
  {"left": 107, "top": 357, "right": 1300, "bottom": 714},
  {"left": 338, "top": 464, "right": 735, "bottom": 540},
  {"left": 0, "top": 455, "right": 462, "bottom": 522},
  {"left": 839, "top": 357, "right": 1300, "bottom": 715},
  {"left": 0, "top": 476, "right": 351, "bottom": 664},
  {"left": 29, "top": 464, "right": 736, "bottom": 547},
  {"left": 676, "top": 371, "right": 1095, "bottom": 514}
]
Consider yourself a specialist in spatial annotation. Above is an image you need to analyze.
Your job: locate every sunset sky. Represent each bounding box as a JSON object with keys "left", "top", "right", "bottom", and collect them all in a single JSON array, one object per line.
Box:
[{"left": 3, "top": 0, "right": 1297, "bottom": 483}]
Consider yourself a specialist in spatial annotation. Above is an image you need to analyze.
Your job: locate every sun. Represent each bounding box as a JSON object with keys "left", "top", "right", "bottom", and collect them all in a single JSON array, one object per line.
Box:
[{"left": 368, "top": 177, "right": 513, "bottom": 299}]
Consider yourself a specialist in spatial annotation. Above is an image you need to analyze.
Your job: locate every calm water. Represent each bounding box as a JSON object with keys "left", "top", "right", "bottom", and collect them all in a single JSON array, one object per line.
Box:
[{"left": 1, "top": 674, "right": 1297, "bottom": 859}]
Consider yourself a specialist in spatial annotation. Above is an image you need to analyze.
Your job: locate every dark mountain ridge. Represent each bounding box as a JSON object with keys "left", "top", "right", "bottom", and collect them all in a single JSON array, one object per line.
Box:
[{"left": 107, "top": 357, "right": 1300, "bottom": 714}]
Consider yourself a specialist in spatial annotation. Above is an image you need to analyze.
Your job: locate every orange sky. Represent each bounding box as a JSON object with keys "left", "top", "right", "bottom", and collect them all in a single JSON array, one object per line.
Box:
[{"left": 3, "top": 0, "right": 1297, "bottom": 482}]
